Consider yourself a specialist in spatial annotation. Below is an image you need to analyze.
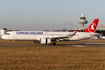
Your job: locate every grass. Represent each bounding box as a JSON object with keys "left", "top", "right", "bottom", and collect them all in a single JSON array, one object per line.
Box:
[
  {"left": 0, "top": 47, "right": 105, "bottom": 70},
  {"left": 0, "top": 38, "right": 105, "bottom": 70}
]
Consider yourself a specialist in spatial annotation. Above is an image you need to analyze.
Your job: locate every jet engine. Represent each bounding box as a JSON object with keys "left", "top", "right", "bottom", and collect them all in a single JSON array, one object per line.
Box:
[{"left": 40, "top": 38, "right": 51, "bottom": 44}]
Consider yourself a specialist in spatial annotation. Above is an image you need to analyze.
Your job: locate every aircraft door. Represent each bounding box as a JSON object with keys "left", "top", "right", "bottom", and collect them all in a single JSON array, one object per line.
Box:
[{"left": 12, "top": 32, "right": 17, "bottom": 40}]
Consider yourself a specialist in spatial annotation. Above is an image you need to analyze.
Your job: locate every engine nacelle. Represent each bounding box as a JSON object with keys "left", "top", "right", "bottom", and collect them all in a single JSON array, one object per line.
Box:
[{"left": 40, "top": 38, "right": 51, "bottom": 44}]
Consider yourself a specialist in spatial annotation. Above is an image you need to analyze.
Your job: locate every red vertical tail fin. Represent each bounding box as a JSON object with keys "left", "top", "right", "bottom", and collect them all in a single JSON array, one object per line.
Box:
[{"left": 84, "top": 19, "right": 99, "bottom": 33}]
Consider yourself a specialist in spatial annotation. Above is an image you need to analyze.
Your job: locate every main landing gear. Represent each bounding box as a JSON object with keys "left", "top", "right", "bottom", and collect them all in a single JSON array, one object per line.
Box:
[{"left": 53, "top": 42, "right": 56, "bottom": 45}]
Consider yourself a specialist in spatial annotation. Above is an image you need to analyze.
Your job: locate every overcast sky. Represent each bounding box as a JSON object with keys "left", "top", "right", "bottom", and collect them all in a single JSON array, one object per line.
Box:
[{"left": 0, "top": 0, "right": 105, "bottom": 31}]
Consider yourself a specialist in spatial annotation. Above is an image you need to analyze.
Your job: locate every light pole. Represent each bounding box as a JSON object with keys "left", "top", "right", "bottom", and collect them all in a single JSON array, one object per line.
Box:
[{"left": 67, "top": 22, "right": 72, "bottom": 31}]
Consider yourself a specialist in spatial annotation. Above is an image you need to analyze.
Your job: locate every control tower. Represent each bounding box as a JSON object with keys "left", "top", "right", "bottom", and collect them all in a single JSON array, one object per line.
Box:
[{"left": 78, "top": 14, "right": 88, "bottom": 29}]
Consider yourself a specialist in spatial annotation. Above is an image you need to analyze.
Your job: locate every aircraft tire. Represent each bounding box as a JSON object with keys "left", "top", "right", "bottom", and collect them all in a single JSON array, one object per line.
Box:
[{"left": 53, "top": 42, "right": 56, "bottom": 45}]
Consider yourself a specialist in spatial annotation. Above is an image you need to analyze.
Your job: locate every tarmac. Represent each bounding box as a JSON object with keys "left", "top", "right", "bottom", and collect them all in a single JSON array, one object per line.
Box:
[{"left": 0, "top": 41, "right": 105, "bottom": 47}]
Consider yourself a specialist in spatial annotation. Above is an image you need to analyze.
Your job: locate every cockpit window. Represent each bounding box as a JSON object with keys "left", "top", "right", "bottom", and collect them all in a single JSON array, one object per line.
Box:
[{"left": 6, "top": 33, "right": 10, "bottom": 35}]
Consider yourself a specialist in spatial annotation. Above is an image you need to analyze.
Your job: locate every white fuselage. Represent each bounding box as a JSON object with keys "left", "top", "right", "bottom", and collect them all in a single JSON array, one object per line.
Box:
[
  {"left": 1, "top": 31, "right": 98, "bottom": 41},
  {"left": 1, "top": 31, "right": 73, "bottom": 40},
  {"left": 69, "top": 32, "right": 95, "bottom": 40}
]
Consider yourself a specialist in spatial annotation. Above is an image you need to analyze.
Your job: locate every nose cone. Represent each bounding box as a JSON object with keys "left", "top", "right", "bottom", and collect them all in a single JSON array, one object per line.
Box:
[
  {"left": 1, "top": 35, "right": 7, "bottom": 40},
  {"left": 1, "top": 35, "right": 4, "bottom": 39}
]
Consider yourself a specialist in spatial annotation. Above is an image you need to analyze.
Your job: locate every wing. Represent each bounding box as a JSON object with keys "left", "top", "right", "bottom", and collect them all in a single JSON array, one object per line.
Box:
[{"left": 48, "top": 29, "right": 78, "bottom": 40}]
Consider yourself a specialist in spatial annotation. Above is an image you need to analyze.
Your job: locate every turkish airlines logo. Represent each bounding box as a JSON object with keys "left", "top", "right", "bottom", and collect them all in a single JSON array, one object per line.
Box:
[{"left": 88, "top": 23, "right": 96, "bottom": 32}]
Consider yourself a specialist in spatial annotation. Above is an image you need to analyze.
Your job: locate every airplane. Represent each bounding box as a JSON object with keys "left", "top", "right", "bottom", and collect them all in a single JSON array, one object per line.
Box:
[
  {"left": 1, "top": 19, "right": 99, "bottom": 45},
  {"left": 1, "top": 29, "right": 78, "bottom": 45},
  {"left": 100, "top": 36, "right": 105, "bottom": 39}
]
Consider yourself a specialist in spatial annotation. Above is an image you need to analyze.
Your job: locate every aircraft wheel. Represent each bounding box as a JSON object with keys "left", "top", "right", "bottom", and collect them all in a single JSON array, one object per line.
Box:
[
  {"left": 53, "top": 42, "right": 56, "bottom": 45},
  {"left": 34, "top": 41, "right": 35, "bottom": 43}
]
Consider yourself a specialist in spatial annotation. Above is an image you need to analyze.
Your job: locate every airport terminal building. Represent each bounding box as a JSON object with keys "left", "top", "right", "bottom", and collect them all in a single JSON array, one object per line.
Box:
[{"left": 68, "top": 27, "right": 105, "bottom": 36}]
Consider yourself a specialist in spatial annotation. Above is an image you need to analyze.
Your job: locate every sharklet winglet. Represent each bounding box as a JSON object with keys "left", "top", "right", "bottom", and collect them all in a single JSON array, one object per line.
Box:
[{"left": 73, "top": 29, "right": 78, "bottom": 35}]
